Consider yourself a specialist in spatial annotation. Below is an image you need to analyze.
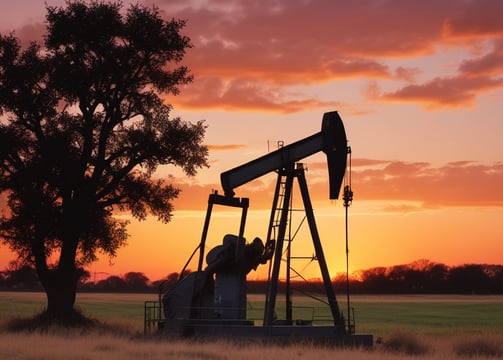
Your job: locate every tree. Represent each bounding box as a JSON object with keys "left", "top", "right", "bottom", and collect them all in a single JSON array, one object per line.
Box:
[
  {"left": 3, "top": 263, "right": 41, "bottom": 290},
  {"left": 123, "top": 271, "right": 150, "bottom": 292},
  {"left": 95, "top": 275, "right": 127, "bottom": 292},
  {"left": 358, "top": 266, "right": 388, "bottom": 293},
  {"left": 448, "top": 264, "right": 491, "bottom": 294},
  {"left": 0, "top": 1, "right": 207, "bottom": 323}
]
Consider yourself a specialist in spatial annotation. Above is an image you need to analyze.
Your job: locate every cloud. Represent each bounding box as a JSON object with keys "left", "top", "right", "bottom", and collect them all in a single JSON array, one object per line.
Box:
[
  {"left": 207, "top": 144, "right": 247, "bottom": 151},
  {"left": 374, "top": 75, "right": 503, "bottom": 109},
  {"left": 353, "top": 160, "right": 503, "bottom": 207},
  {"left": 369, "top": 39, "right": 503, "bottom": 109},
  {"left": 172, "top": 176, "right": 275, "bottom": 210},
  {"left": 14, "top": 23, "right": 46, "bottom": 47},
  {"left": 379, "top": 202, "right": 426, "bottom": 214},
  {"left": 395, "top": 67, "right": 422, "bottom": 82},
  {"left": 169, "top": 0, "right": 448, "bottom": 59},
  {"left": 458, "top": 40, "right": 503, "bottom": 77},
  {"left": 171, "top": 77, "right": 348, "bottom": 113},
  {"left": 170, "top": 159, "right": 503, "bottom": 211},
  {"left": 442, "top": 0, "right": 503, "bottom": 40},
  {"left": 351, "top": 158, "right": 392, "bottom": 167},
  {"left": 6, "top": 0, "right": 503, "bottom": 112},
  {"left": 160, "top": 0, "right": 503, "bottom": 112}
]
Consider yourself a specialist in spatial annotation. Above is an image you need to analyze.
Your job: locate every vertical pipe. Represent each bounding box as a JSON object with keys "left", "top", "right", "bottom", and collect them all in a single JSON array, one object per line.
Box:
[{"left": 345, "top": 201, "right": 351, "bottom": 333}]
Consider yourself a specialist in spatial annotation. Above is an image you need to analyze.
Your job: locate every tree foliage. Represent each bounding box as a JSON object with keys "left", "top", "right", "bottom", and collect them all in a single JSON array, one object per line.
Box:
[
  {"left": 0, "top": 1, "right": 207, "bottom": 320},
  {"left": 347, "top": 260, "right": 503, "bottom": 294},
  {"left": 2, "top": 261, "right": 503, "bottom": 294}
]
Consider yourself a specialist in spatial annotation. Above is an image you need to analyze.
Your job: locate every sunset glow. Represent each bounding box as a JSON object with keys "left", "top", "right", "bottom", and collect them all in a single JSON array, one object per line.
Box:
[{"left": 0, "top": 0, "right": 502, "bottom": 282}]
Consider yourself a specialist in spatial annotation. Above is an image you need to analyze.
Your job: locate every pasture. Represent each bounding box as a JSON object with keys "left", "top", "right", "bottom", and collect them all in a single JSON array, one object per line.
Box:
[{"left": 1, "top": 292, "right": 502, "bottom": 359}]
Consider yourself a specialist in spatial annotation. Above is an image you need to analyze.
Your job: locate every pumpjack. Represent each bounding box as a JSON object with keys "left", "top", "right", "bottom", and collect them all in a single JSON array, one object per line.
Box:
[{"left": 148, "top": 111, "right": 372, "bottom": 346}]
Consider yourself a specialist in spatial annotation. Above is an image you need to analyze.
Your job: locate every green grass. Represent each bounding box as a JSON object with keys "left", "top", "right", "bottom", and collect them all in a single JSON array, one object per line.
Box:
[
  {"left": 0, "top": 292, "right": 48, "bottom": 321},
  {"left": 1, "top": 292, "right": 503, "bottom": 338},
  {"left": 75, "top": 293, "right": 157, "bottom": 326},
  {"left": 1, "top": 292, "right": 503, "bottom": 360},
  {"left": 248, "top": 294, "right": 503, "bottom": 337},
  {"left": 0, "top": 292, "right": 157, "bottom": 331},
  {"left": 356, "top": 301, "right": 503, "bottom": 336}
]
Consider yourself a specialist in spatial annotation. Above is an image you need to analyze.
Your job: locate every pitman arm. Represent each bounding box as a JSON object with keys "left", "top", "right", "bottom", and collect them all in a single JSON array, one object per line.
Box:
[{"left": 220, "top": 111, "right": 348, "bottom": 199}]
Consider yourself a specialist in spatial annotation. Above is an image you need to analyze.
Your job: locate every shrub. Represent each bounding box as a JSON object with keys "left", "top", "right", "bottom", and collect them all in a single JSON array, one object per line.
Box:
[
  {"left": 455, "top": 338, "right": 503, "bottom": 358},
  {"left": 382, "top": 332, "right": 430, "bottom": 356}
]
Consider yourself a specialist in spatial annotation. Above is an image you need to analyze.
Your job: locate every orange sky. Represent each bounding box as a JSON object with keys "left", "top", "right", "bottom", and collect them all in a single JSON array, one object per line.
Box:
[{"left": 0, "top": 0, "right": 502, "bottom": 282}]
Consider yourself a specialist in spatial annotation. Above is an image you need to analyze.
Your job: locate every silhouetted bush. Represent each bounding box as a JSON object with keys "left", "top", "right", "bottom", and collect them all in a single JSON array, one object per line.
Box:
[
  {"left": 382, "top": 332, "right": 431, "bottom": 356},
  {"left": 455, "top": 338, "right": 503, "bottom": 358}
]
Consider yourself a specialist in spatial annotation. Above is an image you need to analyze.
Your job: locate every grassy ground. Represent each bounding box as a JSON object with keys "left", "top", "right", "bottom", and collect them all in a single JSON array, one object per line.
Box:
[
  {"left": 1, "top": 292, "right": 502, "bottom": 359},
  {"left": 348, "top": 294, "right": 503, "bottom": 336}
]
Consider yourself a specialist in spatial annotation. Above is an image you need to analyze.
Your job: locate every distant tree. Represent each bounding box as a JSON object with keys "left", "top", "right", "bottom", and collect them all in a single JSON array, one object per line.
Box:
[
  {"left": 0, "top": 1, "right": 207, "bottom": 323},
  {"left": 96, "top": 275, "right": 126, "bottom": 292},
  {"left": 422, "top": 262, "right": 448, "bottom": 293},
  {"left": 448, "top": 264, "right": 491, "bottom": 294},
  {"left": 490, "top": 266, "right": 503, "bottom": 294},
  {"left": 386, "top": 260, "right": 446, "bottom": 293},
  {"left": 123, "top": 271, "right": 149, "bottom": 292},
  {"left": 386, "top": 264, "right": 410, "bottom": 292},
  {"left": 3, "top": 263, "right": 41, "bottom": 290},
  {"left": 359, "top": 266, "right": 388, "bottom": 293}
]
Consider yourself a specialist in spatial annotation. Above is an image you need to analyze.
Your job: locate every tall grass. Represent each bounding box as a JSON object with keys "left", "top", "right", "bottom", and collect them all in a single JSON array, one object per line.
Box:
[
  {"left": 381, "top": 332, "right": 431, "bottom": 356},
  {"left": 1, "top": 293, "right": 503, "bottom": 359},
  {"left": 454, "top": 336, "right": 503, "bottom": 358},
  {"left": 1, "top": 330, "right": 502, "bottom": 359}
]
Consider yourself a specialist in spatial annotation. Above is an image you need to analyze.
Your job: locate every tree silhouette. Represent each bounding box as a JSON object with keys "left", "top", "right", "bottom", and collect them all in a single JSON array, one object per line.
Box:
[
  {"left": 123, "top": 271, "right": 150, "bottom": 292},
  {"left": 0, "top": 1, "right": 207, "bottom": 323},
  {"left": 448, "top": 264, "right": 491, "bottom": 294},
  {"left": 3, "top": 263, "right": 41, "bottom": 290},
  {"left": 95, "top": 275, "right": 127, "bottom": 292}
]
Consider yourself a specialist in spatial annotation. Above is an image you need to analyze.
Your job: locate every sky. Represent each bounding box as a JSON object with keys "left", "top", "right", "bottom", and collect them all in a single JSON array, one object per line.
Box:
[{"left": 0, "top": 0, "right": 502, "bottom": 283}]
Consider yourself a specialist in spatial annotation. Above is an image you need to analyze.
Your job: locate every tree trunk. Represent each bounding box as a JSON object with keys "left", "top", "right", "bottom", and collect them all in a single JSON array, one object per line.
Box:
[
  {"left": 31, "top": 183, "right": 91, "bottom": 324},
  {"left": 33, "top": 222, "right": 81, "bottom": 324},
  {"left": 40, "top": 198, "right": 84, "bottom": 323},
  {"left": 43, "top": 268, "right": 78, "bottom": 321}
]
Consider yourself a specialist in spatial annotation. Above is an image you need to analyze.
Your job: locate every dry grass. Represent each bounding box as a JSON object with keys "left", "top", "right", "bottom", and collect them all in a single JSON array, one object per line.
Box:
[
  {"left": 0, "top": 327, "right": 502, "bottom": 360},
  {"left": 454, "top": 336, "right": 503, "bottom": 358},
  {"left": 2, "top": 294, "right": 502, "bottom": 359},
  {"left": 380, "top": 332, "right": 431, "bottom": 356}
]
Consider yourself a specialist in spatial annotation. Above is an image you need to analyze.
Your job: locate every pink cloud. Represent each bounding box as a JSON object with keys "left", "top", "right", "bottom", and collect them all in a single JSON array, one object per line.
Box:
[
  {"left": 377, "top": 75, "right": 503, "bottom": 109},
  {"left": 395, "top": 67, "right": 422, "bottom": 82},
  {"left": 354, "top": 160, "right": 503, "bottom": 207},
  {"left": 370, "top": 39, "right": 503, "bottom": 109},
  {"left": 170, "top": 159, "right": 503, "bottom": 210},
  {"left": 351, "top": 159, "right": 392, "bottom": 167},
  {"left": 207, "top": 144, "right": 247, "bottom": 151},
  {"left": 442, "top": 0, "right": 503, "bottom": 39},
  {"left": 159, "top": 0, "right": 503, "bottom": 112},
  {"left": 5, "top": 0, "right": 503, "bottom": 112},
  {"left": 458, "top": 40, "right": 503, "bottom": 77},
  {"left": 170, "top": 77, "right": 347, "bottom": 113},
  {"left": 170, "top": 0, "right": 448, "bottom": 59}
]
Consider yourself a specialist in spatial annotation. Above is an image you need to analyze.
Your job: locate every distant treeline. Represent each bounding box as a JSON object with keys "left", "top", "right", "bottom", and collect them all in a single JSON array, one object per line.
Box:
[{"left": 1, "top": 260, "right": 503, "bottom": 295}]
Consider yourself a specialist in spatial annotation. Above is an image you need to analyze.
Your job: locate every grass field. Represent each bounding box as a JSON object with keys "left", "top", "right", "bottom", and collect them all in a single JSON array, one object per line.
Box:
[{"left": 1, "top": 292, "right": 502, "bottom": 359}]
